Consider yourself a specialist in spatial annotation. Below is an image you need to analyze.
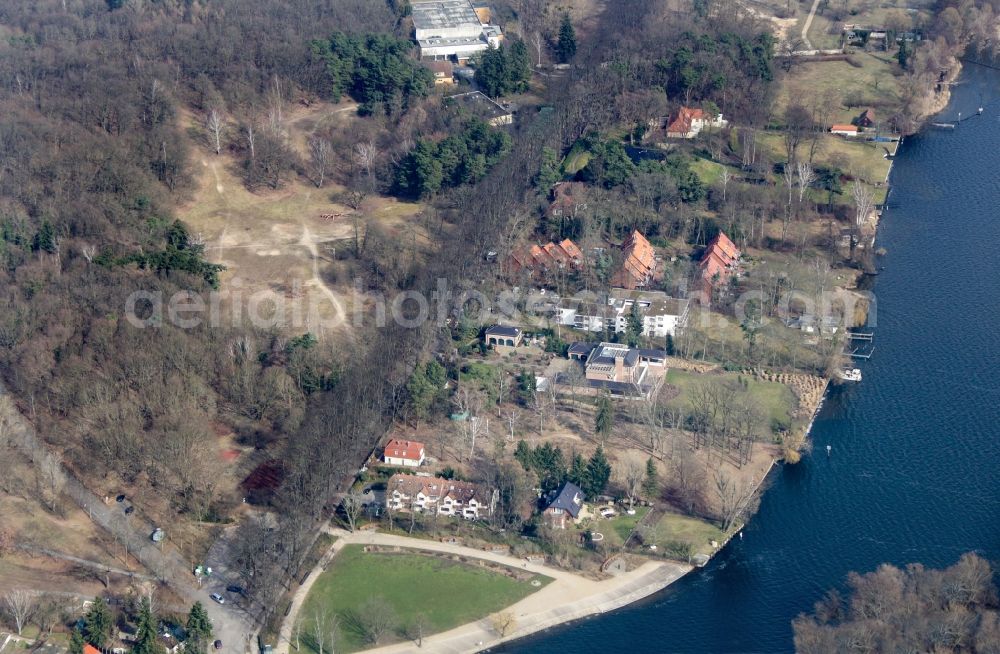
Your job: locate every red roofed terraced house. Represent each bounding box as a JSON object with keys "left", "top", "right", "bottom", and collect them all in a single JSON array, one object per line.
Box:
[
  {"left": 697, "top": 231, "right": 741, "bottom": 301},
  {"left": 383, "top": 438, "right": 426, "bottom": 467},
  {"left": 508, "top": 238, "right": 584, "bottom": 282},
  {"left": 612, "top": 230, "right": 660, "bottom": 290}
]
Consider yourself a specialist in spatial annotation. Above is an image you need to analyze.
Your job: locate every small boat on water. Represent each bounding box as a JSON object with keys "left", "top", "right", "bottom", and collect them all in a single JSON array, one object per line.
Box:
[{"left": 837, "top": 368, "right": 863, "bottom": 382}]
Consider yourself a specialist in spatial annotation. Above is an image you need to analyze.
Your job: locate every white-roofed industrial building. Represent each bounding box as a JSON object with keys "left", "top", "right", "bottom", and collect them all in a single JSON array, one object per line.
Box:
[{"left": 411, "top": 0, "right": 502, "bottom": 61}]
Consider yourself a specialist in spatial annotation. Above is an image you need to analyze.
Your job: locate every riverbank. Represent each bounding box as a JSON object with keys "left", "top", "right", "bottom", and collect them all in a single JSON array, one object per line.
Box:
[{"left": 276, "top": 528, "right": 690, "bottom": 654}]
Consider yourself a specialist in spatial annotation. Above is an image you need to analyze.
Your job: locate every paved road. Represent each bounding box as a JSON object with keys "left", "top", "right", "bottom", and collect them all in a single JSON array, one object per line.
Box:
[
  {"left": 0, "top": 387, "right": 256, "bottom": 654},
  {"left": 277, "top": 528, "right": 691, "bottom": 654}
]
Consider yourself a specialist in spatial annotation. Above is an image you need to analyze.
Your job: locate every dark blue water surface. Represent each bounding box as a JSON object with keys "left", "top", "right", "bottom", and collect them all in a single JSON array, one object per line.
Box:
[{"left": 504, "top": 65, "right": 1000, "bottom": 653}]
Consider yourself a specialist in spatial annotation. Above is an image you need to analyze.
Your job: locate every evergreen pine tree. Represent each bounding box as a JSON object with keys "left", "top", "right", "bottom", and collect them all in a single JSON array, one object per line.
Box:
[
  {"left": 556, "top": 14, "right": 577, "bottom": 63},
  {"left": 185, "top": 601, "right": 213, "bottom": 654},
  {"left": 567, "top": 452, "right": 588, "bottom": 487},
  {"left": 583, "top": 446, "right": 611, "bottom": 498},
  {"left": 897, "top": 40, "right": 909, "bottom": 70},
  {"left": 508, "top": 39, "right": 532, "bottom": 91},
  {"left": 642, "top": 457, "right": 659, "bottom": 499},
  {"left": 83, "top": 597, "right": 113, "bottom": 649},
  {"left": 514, "top": 440, "right": 533, "bottom": 470},
  {"left": 625, "top": 301, "right": 644, "bottom": 348},
  {"left": 594, "top": 393, "right": 614, "bottom": 440},
  {"left": 69, "top": 628, "right": 85, "bottom": 654},
  {"left": 665, "top": 333, "right": 675, "bottom": 356},
  {"left": 534, "top": 147, "right": 562, "bottom": 193},
  {"left": 474, "top": 44, "right": 508, "bottom": 97},
  {"left": 133, "top": 597, "right": 164, "bottom": 654}
]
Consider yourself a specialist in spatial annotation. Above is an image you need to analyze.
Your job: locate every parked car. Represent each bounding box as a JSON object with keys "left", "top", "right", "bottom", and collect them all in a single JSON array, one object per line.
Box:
[
  {"left": 210, "top": 593, "right": 225, "bottom": 605},
  {"left": 226, "top": 585, "right": 243, "bottom": 594},
  {"left": 115, "top": 494, "right": 126, "bottom": 503},
  {"left": 213, "top": 641, "right": 222, "bottom": 650},
  {"left": 599, "top": 507, "right": 616, "bottom": 519},
  {"left": 124, "top": 506, "right": 134, "bottom": 515}
]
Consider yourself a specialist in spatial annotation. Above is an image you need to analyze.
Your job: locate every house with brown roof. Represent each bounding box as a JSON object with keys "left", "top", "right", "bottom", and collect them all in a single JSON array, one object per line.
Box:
[
  {"left": 612, "top": 230, "right": 658, "bottom": 290},
  {"left": 697, "top": 231, "right": 741, "bottom": 299},
  {"left": 386, "top": 473, "right": 495, "bottom": 519},
  {"left": 425, "top": 60, "right": 455, "bottom": 85},
  {"left": 665, "top": 106, "right": 728, "bottom": 138},
  {"left": 508, "top": 238, "right": 584, "bottom": 281},
  {"left": 565, "top": 341, "right": 667, "bottom": 398},
  {"left": 383, "top": 439, "right": 426, "bottom": 467},
  {"left": 856, "top": 108, "right": 875, "bottom": 127},
  {"left": 547, "top": 182, "right": 589, "bottom": 219}
]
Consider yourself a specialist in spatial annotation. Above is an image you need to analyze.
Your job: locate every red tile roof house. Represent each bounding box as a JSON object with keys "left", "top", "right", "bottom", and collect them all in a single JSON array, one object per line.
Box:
[
  {"left": 665, "top": 106, "right": 728, "bottom": 138},
  {"left": 386, "top": 473, "right": 496, "bottom": 519},
  {"left": 383, "top": 438, "right": 426, "bottom": 467},
  {"left": 696, "top": 231, "right": 741, "bottom": 301},
  {"left": 830, "top": 124, "right": 859, "bottom": 137},
  {"left": 612, "top": 230, "right": 659, "bottom": 290},
  {"left": 84, "top": 646, "right": 102, "bottom": 654},
  {"left": 508, "top": 238, "right": 584, "bottom": 281}
]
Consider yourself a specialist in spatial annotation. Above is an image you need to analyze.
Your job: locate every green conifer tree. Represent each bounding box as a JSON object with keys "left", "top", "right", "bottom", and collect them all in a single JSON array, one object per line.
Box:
[
  {"left": 556, "top": 14, "right": 577, "bottom": 63},
  {"left": 83, "top": 597, "right": 113, "bottom": 649}
]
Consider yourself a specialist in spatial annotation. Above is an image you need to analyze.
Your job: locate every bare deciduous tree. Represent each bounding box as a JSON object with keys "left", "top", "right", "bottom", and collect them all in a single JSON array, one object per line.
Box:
[
  {"left": 491, "top": 611, "right": 517, "bottom": 637},
  {"left": 342, "top": 493, "right": 364, "bottom": 533},
  {"left": 353, "top": 141, "right": 377, "bottom": 180},
  {"left": 852, "top": 179, "right": 875, "bottom": 227},
  {"left": 617, "top": 453, "right": 646, "bottom": 510},
  {"left": 357, "top": 596, "right": 395, "bottom": 645},
  {"left": 310, "top": 606, "right": 337, "bottom": 654},
  {"left": 406, "top": 613, "right": 429, "bottom": 647},
  {"left": 714, "top": 470, "right": 759, "bottom": 532},
  {"left": 37, "top": 456, "right": 65, "bottom": 513},
  {"left": 796, "top": 161, "right": 815, "bottom": 204},
  {"left": 3, "top": 589, "right": 37, "bottom": 635},
  {"left": 207, "top": 108, "right": 225, "bottom": 155},
  {"left": 309, "top": 137, "right": 334, "bottom": 188}
]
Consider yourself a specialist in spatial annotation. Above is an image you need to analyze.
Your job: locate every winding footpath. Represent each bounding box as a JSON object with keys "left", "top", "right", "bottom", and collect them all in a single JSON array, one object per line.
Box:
[
  {"left": 800, "top": 0, "right": 821, "bottom": 50},
  {"left": 277, "top": 528, "right": 690, "bottom": 654}
]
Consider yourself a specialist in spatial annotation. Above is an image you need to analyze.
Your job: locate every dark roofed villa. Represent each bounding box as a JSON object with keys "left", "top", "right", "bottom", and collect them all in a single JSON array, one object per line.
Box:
[
  {"left": 543, "top": 481, "right": 585, "bottom": 528},
  {"left": 485, "top": 324, "right": 523, "bottom": 348}
]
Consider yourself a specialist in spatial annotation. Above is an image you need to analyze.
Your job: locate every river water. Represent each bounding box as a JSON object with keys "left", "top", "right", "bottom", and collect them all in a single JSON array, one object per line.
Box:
[{"left": 504, "top": 64, "right": 1000, "bottom": 653}]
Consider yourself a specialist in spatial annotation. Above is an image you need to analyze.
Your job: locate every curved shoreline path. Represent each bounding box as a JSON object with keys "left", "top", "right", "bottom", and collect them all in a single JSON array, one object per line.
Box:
[{"left": 277, "top": 528, "right": 690, "bottom": 654}]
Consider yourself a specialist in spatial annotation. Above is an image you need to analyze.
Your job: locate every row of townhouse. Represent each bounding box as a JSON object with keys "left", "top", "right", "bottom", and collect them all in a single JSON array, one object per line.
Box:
[
  {"left": 554, "top": 288, "right": 690, "bottom": 338},
  {"left": 386, "top": 473, "right": 497, "bottom": 520}
]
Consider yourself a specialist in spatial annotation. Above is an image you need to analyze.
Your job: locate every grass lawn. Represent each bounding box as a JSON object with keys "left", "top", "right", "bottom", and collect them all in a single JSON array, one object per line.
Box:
[
  {"left": 654, "top": 512, "right": 725, "bottom": 557},
  {"left": 297, "top": 545, "right": 549, "bottom": 652},
  {"left": 663, "top": 368, "right": 799, "bottom": 432},
  {"left": 774, "top": 54, "right": 903, "bottom": 126},
  {"left": 577, "top": 506, "right": 650, "bottom": 547},
  {"left": 562, "top": 143, "right": 591, "bottom": 176},
  {"left": 689, "top": 156, "right": 728, "bottom": 185}
]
